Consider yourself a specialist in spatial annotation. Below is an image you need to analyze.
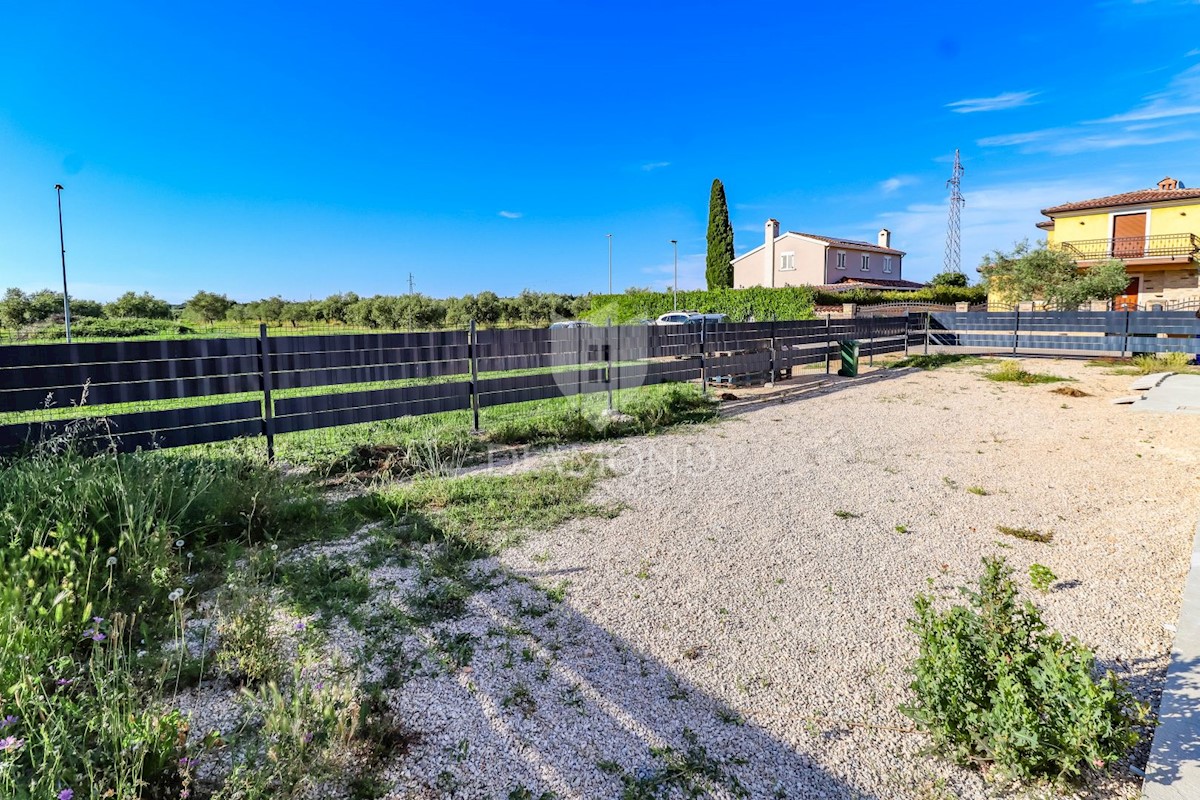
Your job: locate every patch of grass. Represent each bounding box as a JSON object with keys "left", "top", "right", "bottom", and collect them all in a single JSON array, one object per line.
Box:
[
  {"left": 966, "top": 486, "right": 988, "bottom": 496},
  {"left": 352, "top": 453, "right": 619, "bottom": 551},
  {"left": 985, "top": 361, "right": 1069, "bottom": 385},
  {"left": 833, "top": 509, "right": 860, "bottom": 520},
  {"left": 1051, "top": 386, "right": 1091, "bottom": 398},
  {"left": 1029, "top": 563, "right": 1057, "bottom": 593},
  {"left": 996, "top": 525, "right": 1053, "bottom": 544},
  {"left": 1130, "top": 352, "right": 1198, "bottom": 374},
  {"left": 502, "top": 682, "right": 537, "bottom": 716},
  {"left": 611, "top": 728, "right": 749, "bottom": 799},
  {"left": 895, "top": 524, "right": 909, "bottom": 534},
  {"left": 282, "top": 555, "right": 371, "bottom": 620},
  {"left": 889, "top": 354, "right": 994, "bottom": 370}
]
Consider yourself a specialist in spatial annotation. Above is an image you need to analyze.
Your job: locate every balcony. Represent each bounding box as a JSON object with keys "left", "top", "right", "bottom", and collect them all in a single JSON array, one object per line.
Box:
[{"left": 1059, "top": 233, "right": 1200, "bottom": 263}]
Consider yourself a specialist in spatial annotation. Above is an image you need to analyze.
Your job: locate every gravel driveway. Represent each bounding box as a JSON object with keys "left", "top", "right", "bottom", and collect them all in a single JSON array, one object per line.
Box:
[{"left": 382, "top": 357, "right": 1200, "bottom": 799}]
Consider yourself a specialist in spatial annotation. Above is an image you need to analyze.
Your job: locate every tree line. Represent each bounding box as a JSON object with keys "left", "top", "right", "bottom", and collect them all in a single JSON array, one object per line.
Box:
[{"left": 0, "top": 287, "right": 597, "bottom": 330}]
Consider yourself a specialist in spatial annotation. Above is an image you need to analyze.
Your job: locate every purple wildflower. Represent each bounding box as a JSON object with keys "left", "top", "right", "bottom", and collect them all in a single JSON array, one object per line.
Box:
[
  {"left": 90, "top": 632, "right": 106, "bottom": 642},
  {"left": 58, "top": 789, "right": 74, "bottom": 800},
  {"left": 295, "top": 621, "right": 306, "bottom": 631},
  {"left": 92, "top": 616, "right": 104, "bottom": 624},
  {"left": 0, "top": 715, "right": 16, "bottom": 729},
  {"left": 55, "top": 678, "right": 73, "bottom": 687},
  {"left": 0, "top": 735, "right": 23, "bottom": 751}
]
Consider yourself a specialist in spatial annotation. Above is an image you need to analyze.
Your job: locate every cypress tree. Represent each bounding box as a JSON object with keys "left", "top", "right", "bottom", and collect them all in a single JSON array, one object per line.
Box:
[{"left": 706, "top": 179, "right": 735, "bottom": 289}]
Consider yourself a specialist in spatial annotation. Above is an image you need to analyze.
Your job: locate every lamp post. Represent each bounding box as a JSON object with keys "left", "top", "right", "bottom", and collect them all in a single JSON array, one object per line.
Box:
[
  {"left": 669, "top": 239, "right": 678, "bottom": 311},
  {"left": 606, "top": 233, "right": 613, "bottom": 295},
  {"left": 55, "top": 184, "right": 72, "bottom": 342}
]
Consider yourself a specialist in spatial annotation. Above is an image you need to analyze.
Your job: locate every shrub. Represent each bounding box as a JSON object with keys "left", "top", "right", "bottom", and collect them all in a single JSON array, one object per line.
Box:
[
  {"left": 1131, "top": 352, "right": 1194, "bottom": 373},
  {"left": 986, "top": 361, "right": 1067, "bottom": 385},
  {"left": 903, "top": 557, "right": 1147, "bottom": 784},
  {"left": 16, "top": 316, "right": 194, "bottom": 340},
  {"left": 1029, "top": 563, "right": 1056, "bottom": 593}
]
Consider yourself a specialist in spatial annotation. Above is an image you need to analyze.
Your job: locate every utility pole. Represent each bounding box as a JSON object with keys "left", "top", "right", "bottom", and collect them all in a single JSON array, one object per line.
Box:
[
  {"left": 55, "top": 184, "right": 72, "bottom": 342},
  {"left": 669, "top": 239, "right": 678, "bottom": 311},
  {"left": 408, "top": 272, "right": 415, "bottom": 295},
  {"left": 944, "top": 149, "right": 965, "bottom": 275},
  {"left": 606, "top": 233, "right": 613, "bottom": 295}
]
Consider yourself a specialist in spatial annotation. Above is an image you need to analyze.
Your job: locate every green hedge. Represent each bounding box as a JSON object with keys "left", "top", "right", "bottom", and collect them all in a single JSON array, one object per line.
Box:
[
  {"left": 581, "top": 284, "right": 986, "bottom": 324},
  {"left": 582, "top": 287, "right": 818, "bottom": 323},
  {"left": 811, "top": 285, "right": 986, "bottom": 306}
]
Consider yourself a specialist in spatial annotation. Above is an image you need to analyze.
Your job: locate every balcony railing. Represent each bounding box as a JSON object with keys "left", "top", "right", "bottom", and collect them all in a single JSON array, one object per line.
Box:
[{"left": 1060, "top": 233, "right": 1200, "bottom": 261}]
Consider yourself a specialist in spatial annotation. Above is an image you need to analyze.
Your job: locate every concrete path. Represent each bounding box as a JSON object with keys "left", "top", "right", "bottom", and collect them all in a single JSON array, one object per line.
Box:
[
  {"left": 1143, "top": 518, "right": 1200, "bottom": 799},
  {"left": 1130, "top": 374, "right": 1200, "bottom": 415}
]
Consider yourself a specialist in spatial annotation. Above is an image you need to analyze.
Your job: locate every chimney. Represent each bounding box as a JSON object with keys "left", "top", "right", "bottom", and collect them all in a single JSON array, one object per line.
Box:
[
  {"left": 765, "top": 219, "right": 779, "bottom": 287},
  {"left": 1158, "top": 176, "right": 1183, "bottom": 190},
  {"left": 878, "top": 228, "right": 891, "bottom": 249}
]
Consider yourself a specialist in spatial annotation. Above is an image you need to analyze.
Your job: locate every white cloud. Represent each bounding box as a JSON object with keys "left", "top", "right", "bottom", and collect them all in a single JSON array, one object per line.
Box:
[
  {"left": 980, "top": 64, "right": 1200, "bottom": 154},
  {"left": 1093, "top": 63, "right": 1200, "bottom": 123},
  {"left": 1188, "top": 48, "right": 1200, "bottom": 57},
  {"left": 879, "top": 175, "right": 917, "bottom": 194},
  {"left": 946, "top": 91, "right": 1039, "bottom": 113},
  {"left": 640, "top": 252, "right": 706, "bottom": 291},
  {"left": 866, "top": 177, "right": 1127, "bottom": 282},
  {"left": 640, "top": 161, "right": 671, "bottom": 172},
  {"left": 498, "top": 210, "right": 522, "bottom": 219}
]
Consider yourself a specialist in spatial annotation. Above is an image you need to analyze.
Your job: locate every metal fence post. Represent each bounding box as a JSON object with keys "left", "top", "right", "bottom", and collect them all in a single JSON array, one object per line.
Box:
[
  {"left": 923, "top": 312, "right": 930, "bottom": 356},
  {"left": 825, "top": 313, "right": 832, "bottom": 375},
  {"left": 1122, "top": 309, "right": 1131, "bottom": 357},
  {"left": 867, "top": 313, "right": 874, "bottom": 367},
  {"left": 1012, "top": 306, "right": 1020, "bottom": 355},
  {"left": 576, "top": 321, "right": 583, "bottom": 414},
  {"left": 606, "top": 317, "right": 614, "bottom": 409},
  {"left": 700, "top": 317, "right": 708, "bottom": 394},
  {"left": 769, "top": 313, "right": 777, "bottom": 383},
  {"left": 904, "top": 313, "right": 911, "bottom": 357},
  {"left": 469, "top": 319, "right": 480, "bottom": 432},
  {"left": 259, "top": 323, "right": 275, "bottom": 463}
]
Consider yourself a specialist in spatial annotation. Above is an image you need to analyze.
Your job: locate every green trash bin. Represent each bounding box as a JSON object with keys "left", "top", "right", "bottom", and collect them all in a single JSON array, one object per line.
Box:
[{"left": 838, "top": 339, "right": 860, "bottom": 377}]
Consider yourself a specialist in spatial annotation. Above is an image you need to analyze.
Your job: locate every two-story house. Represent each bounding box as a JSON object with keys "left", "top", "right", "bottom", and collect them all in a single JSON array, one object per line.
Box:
[
  {"left": 731, "top": 219, "right": 920, "bottom": 290},
  {"left": 1037, "top": 176, "right": 1200, "bottom": 309}
]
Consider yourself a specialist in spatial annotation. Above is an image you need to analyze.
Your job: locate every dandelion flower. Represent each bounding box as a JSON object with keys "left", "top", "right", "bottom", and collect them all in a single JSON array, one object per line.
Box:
[
  {"left": 270, "top": 544, "right": 279, "bottom": 552},
  {"left": 175, "top": 539, "right": 185, "bottom": 548},
  {"left": 106, "top": 556, "right": 117, "bottom": 567}
]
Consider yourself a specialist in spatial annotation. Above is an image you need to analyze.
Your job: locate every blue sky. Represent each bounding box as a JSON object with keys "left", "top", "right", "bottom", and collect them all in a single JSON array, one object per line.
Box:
[{"left": 2, "top": 0, "right": 1199, "bottom": 302}]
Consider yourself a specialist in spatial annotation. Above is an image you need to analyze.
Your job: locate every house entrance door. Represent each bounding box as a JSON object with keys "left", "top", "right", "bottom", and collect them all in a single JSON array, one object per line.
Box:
[{"left": 1113, "top": 276, "right": 1140, "bottom": 311}]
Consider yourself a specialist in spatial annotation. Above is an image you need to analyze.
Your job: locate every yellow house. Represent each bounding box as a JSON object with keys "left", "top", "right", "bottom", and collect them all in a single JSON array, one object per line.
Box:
[{"left": 1037, "top": 176, "right": 1200, "bottom": 309}]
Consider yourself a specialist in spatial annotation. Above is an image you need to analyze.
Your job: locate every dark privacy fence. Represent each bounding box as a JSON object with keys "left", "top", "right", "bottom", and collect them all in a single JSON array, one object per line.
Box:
[
  {"left": 2, "top": 310, "right": 1195, "bottom": 458},
  {"left": 0, "top": 318, "right": 908, "bottom": 457},
  {"left": 925, "top": 309, "right": 1200, "bottom": 354}
]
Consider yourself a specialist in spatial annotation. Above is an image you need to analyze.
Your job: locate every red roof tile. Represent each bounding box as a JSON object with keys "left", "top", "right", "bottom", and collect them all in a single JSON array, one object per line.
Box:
[{"left": 1041, "top": 187, "right": 1200, "bottom": 215}]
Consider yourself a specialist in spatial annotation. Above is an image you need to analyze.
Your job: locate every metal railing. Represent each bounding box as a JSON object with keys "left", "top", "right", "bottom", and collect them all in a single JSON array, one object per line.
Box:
[{"left": 1059, "top": 233, "right": 1200, "bottom": 261}]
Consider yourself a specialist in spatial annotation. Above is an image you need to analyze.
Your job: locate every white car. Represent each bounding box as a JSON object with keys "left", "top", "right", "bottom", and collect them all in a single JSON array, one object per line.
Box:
[{"left": 654, "top": 312, "right": 729, "bottom": 326}]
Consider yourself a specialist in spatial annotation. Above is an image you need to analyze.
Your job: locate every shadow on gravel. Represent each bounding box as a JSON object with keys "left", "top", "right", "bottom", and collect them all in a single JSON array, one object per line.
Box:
[
  {"left": 1130, "top": 653, "right": 1200, "bottom": 791},
  {"left": 717, "top": 368, "right": 914, "bottom": 420},
  {"left": 378, "top": 538, "right": 894, "bottom": 799}
]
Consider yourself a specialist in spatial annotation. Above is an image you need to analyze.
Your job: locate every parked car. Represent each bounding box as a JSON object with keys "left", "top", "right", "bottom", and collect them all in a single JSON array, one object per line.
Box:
[
  {"left": 548, "top": 320, "right": 593, "bottom": 329},
  {"left": 653, "top": 312, "right": 729, "bottom": 326}
]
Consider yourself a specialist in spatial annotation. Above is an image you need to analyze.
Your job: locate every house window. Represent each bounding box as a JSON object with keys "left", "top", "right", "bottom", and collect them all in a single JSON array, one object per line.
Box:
[
  {"left": 860, "top": 254, "right": 870, "bottom": 271},
  {"left": 883, "top": 256, "right": 893, "bottom": 274},
  {"left": 780, "top": 251, "right": 795, "bottom": 271},
  {"left": 836, "top": 251, "right": 846, "bottom": 270}
]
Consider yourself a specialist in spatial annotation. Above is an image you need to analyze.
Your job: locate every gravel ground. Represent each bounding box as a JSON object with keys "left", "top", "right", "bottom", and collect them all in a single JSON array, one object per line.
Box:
[{"left": 188, "top": 357, "right": 1200, "bottom": 799}]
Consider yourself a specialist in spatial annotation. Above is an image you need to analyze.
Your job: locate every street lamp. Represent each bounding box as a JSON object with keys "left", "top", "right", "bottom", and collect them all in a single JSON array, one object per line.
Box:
[
  {"left": 606, "top": 233, "right": 613, "bottom": 295},
  {"left": 55, "top": 184, "right": 72, "bottom": 342},
  {"left": 669, "top": 239, "right": 678, "bottom": 311}
]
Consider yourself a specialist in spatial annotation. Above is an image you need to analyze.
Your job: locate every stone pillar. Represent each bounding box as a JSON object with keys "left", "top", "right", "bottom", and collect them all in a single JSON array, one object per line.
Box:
[
  {"left": 1017, "top": 301, "right": 1035, "bottom": 312},
  {"left": 955, "top": 302, "right": 970, "bottom": 312},
  {"left": 1089, "top": 300, "right": 1109, "bottom": 312},
  {"left": 841, "top": 303, "right": 856, "bottom": 317}
]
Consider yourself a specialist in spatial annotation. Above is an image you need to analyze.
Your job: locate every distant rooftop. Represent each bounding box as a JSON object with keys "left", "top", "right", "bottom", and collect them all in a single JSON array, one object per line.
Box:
[{"left": 1042, "top": 176, "right": 1200, "bottom": 216}]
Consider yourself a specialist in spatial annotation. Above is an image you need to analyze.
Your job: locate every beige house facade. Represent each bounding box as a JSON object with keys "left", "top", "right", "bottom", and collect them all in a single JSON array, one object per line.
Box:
[{"left": 732, "top": 220, "right": 917, "bottom": 290}]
